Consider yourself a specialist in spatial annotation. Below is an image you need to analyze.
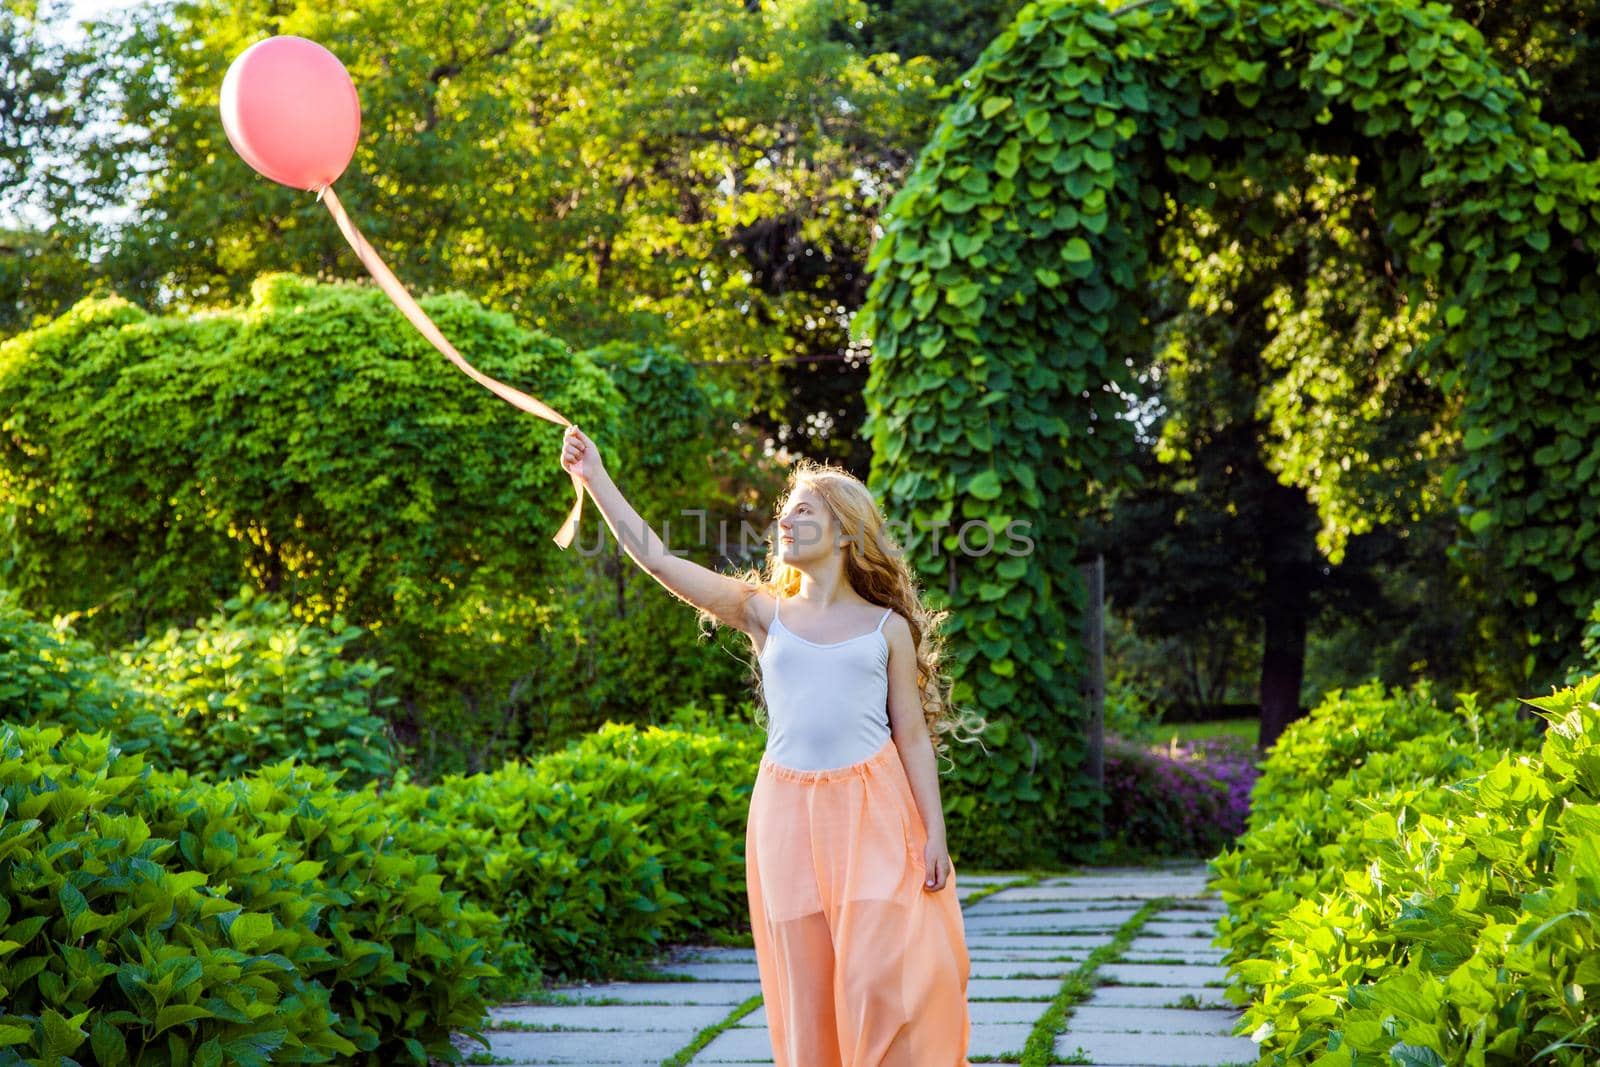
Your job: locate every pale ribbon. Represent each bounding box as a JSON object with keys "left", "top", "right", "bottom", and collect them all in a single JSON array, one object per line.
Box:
[{"left": 318, "top": 181, "right": 586, "bottom": 549}]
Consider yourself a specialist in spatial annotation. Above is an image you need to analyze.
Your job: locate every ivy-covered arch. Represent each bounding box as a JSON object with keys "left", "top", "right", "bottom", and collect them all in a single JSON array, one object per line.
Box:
[{"left": 858, "top": 0, "right": 1600, "bottom": 865}]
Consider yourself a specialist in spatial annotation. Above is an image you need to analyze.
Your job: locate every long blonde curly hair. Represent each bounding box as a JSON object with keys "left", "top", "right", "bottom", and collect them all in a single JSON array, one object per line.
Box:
[{"left": 699, "top": 457, "right": 990, "bottom": 776}]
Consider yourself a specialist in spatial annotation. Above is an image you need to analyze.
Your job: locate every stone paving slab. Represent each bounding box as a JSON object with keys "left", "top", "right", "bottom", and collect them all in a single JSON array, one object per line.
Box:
[
  {"left": 1067, "top": 1006, "right": 1249, "bottom": 1035},
  {"left": 531, "top": 979, "right": 761, "bottom": 1004},
  {"left": 1084, "top": 984, "right": 1238, "bottom": 1009},
  {"left": 1001, "top": 883, "right": 1214, "bottom": 901},
  {"left": 970, "top": 958, "right": 1082, "bottom": 978},
  {"left": 1097, "top": 962, "right": 1231, "bottom": 986},
  {"left": 692, "top": 1027, "right": 779, "bottom": 1061},
  {"left": 1126, "top": 936, "right": 1226, "bottom": 951},
  {"left": 969, "top": 1022, "right": 1036, "bottom": 1058},
  {"left": 487, "top": 1003, "right": 732, "bottom": 1030},
  {"left": 1056, "top": 1031, "right": 1261, "bottom": 1065},
  {"left": 966, "top": 899, "right": 1171, "bottom": 914},
  {"left": 968, "top": 934, "right": 1116, "bottom": 951},
  {"left": 967, "top": 976, "right": 1067, "bottom": 999},
  {"left": 965, "top": 908, "right": 1142, "bottom": 930},
  {"left": 968, "top": 943, "right": 1108, "bottom": 959},
  {"left": 1120, "top": 952, "right": 1227, "bottom": 966},
  {"left": 1139, "top": 921, "right": 1227, "bottom": 938},
  {"left": 483, "top": 1028, "right": 687, "bottom": 1063}
]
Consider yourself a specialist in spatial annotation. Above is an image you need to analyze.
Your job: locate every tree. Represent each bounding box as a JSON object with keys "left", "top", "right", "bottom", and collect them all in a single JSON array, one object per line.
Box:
[{"left": 859, "top": 0, "right": 1600, "bottom": 866}]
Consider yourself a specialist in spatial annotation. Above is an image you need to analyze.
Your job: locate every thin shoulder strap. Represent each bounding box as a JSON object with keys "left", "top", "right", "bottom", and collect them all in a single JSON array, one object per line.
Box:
[
  {"left": 773, "top": 594, "right": 781, "bottom": 625},
  {"left": 875, "top": 606, "right": 893, "bottom": 632}
]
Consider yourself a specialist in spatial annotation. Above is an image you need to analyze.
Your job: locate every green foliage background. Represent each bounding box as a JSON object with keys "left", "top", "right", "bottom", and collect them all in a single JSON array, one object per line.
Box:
[
  {"left": 857, "top": 0, "right": 1600, "bottom": 865},
  {"left": 0, "top": 274, "right": 751, "bottom": 776}
]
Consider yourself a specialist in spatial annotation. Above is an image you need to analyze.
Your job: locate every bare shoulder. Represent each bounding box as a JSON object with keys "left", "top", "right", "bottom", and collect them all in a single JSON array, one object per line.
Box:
[
  {"left": 882, "top": 609, "right": 914, "bottom": 649},
  {"left": 745, "top": 585, "right": 779, "bottom": 642}
]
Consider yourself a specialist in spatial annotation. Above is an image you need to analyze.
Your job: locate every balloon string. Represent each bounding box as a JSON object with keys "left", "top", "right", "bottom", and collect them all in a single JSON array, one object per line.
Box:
[{"left": 319, "top": 182, "right": 585, "bottom": 550}]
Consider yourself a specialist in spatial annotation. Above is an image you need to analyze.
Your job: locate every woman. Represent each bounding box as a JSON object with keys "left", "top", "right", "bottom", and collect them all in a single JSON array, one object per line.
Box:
[{"left": 559, "top": 424, "right": 981, "bottom": 1066}]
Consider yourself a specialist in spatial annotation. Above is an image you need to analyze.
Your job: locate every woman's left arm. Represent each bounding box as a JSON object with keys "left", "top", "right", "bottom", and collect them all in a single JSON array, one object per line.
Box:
[{"left": 884, "top": 613, "right": 953, "bottom": 892}]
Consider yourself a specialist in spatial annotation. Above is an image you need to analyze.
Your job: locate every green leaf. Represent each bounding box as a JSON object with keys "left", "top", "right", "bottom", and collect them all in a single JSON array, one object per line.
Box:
[
  {"left": 41, "top": 1008, "right": 87, "bottom": 1060},
  {"left": 91, "top": 1016, "right": 130, "bottom": 1066},
  {"left": 1390, "top": 1044, "right": 1447, "bottom": 1067},
  {"left": 946, "top": 283, "right": 984, "bottom": 307},
  {"left": 968, "top": 470, "right": 1003, "bottom": 501},
  {"left": 59, "top": 882, "right": 88, "bottom": 933},
  {"left": 981, "top": 96, "right": 1012, "bottom": 119},
  {"left": 939, "top": 188, "right": 978, "bottom": 214},
  {"left": 154, "top": 1004, "right": 215, "bottom": 1035},
  {"left": 1060, "top": 237, "right": 1092, "bottom": 263},
  {"left": 995, "top": 140, "right": 1021, "bottom": 178}
]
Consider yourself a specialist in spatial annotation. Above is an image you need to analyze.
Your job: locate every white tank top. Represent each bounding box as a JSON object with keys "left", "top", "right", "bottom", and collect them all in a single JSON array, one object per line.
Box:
[{"left": 758, "top": 595, "right": 895, "bottom": 771}]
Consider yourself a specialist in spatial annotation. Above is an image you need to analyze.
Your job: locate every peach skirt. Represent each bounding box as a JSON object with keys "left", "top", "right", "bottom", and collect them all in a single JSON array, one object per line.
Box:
[{"left": 745, "top": 734, "right": 973, "bottom": 1067}]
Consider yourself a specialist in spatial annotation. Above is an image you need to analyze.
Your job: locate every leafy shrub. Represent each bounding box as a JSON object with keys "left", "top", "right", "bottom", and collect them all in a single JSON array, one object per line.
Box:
[
  {"left": 0, "top": 720, "right": 499, "bottom": 1065},
  {"left": 1101, "top": 732, "right": 1259, "bottom": 858},
  {"left": 1207, "top": 677, "right": 1591, "bottom": 1065},
  {"left": 382, "top": 706, "right": 765, "bottom": 992},
  {"left": 0, "top": 277, "right": 760, "bottom": 780},
  {"left": 0, "top": 588, "right": 168, "bottom": 762},
  {"left": 114, "top": 585, "right": 400, "bottom": 787},
  {"left": 0, "top": 723, "right": 340, "bottom": 1066},
  {"left": 1569, "top": 593, "right": 1600, "bottom": 686},
  {"left": 142, "top": 762, "right": 499, "bottom": 1065},
  {"left": 1243, "top": 677, "right": 1539, "bottom": 822},
  {"left": 2, "top": 587, "right": 400, "bottom": 786}
]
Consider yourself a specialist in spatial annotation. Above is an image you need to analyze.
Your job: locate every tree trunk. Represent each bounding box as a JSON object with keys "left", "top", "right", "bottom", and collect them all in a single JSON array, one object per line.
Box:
[{"left": 1257, "top": 482, "right": 1312, "bottom": 754}]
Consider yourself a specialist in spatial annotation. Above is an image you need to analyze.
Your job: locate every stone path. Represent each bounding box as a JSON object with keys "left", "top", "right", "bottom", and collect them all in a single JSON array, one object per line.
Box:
[{"left": 450, "top": 860, "right": 1261, "bottom": 1066}]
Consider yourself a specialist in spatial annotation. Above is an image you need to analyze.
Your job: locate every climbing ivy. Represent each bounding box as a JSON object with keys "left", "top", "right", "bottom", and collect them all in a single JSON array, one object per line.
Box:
[{"left": 858, "top": 0, "right": 1600, "bottom": 865}]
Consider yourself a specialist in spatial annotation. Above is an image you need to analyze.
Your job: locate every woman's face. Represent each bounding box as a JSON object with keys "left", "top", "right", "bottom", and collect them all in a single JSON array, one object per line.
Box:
[{"left": 776, "top": 486, "right": 837, "bottom": 566}]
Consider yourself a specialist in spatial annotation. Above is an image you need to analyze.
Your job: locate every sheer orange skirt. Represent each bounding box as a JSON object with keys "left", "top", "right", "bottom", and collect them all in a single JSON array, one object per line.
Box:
[{"left": 745, "top": 735, "right": 972, "bottom": 1067}]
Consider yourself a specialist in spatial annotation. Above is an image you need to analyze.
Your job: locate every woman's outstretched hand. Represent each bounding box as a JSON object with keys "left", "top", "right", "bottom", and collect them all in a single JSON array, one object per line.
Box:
[{"left": 560, "top": 424, "right": 606, "bottom": 485}]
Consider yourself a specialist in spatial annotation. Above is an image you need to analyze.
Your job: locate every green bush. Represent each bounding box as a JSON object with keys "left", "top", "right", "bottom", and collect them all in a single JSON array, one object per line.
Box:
[
  {"left": 142, "top": 761, "right": 499, "bottom": 1065},
  {"left": 1243, "top": 678, "right": 1540, "bottom": 825},
  {"left": 0, "top": 723, "right": 341, "bottom": 1066},
  {"left": 382, "top": 706, "right": 765, "bottom": 992},
  {"left": 0, "top": 276, "right": 762, "bottom": 778},
  {"left": 0, "top": 719, "right": 501, "bottom": 1066},
  {"left": 1, "top": 586, "right": 399, "bottom": 787},
  {"left": 0, "top": 588, "right": 168, "bottom": 762},
  {"left": 115, "top": 585, "right": 400, "bottom": 787},
  {"left": 1208, "top": 677, "right": 1595, "bottom": 1065}
]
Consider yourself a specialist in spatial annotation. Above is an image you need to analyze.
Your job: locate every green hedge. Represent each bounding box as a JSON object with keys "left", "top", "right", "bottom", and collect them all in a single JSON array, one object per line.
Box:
[
  {"left": 0, "top": 273, "right": 757, "bottom": 776},
  {"left": 4, "top": 580, "right": 783, "bottom": 1039},
  {"left": 143, "top": 761, "right": 498, "bottom": 1064},
  {"left": 1, "top": 586, "right": 397, "bottom": 788},
  {"left": 383, "top": 709, "right": 765, "bottom": 994},
  {"left": 1208, "top": 676, "right": 1598, "bottom": 1064},
  {"left": 0, "top": 723, "right": 497, "bottom": 1066}
]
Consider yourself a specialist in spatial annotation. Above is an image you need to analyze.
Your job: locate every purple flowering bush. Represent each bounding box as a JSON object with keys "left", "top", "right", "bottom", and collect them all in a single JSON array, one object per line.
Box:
[{"left": 1101, "top": 732, "right": 1261, "bottom": 857}]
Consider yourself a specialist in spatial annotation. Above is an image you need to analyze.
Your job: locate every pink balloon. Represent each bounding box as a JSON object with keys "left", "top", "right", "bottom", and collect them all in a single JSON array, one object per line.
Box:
[{"left": 220, "top": 36, "right": 361, "bottom": 191}]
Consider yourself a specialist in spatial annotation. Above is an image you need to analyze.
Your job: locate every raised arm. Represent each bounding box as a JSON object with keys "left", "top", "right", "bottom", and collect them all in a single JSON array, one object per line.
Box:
[{"left": 559, "top": 425, "right": 771, "bottom": 639}]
